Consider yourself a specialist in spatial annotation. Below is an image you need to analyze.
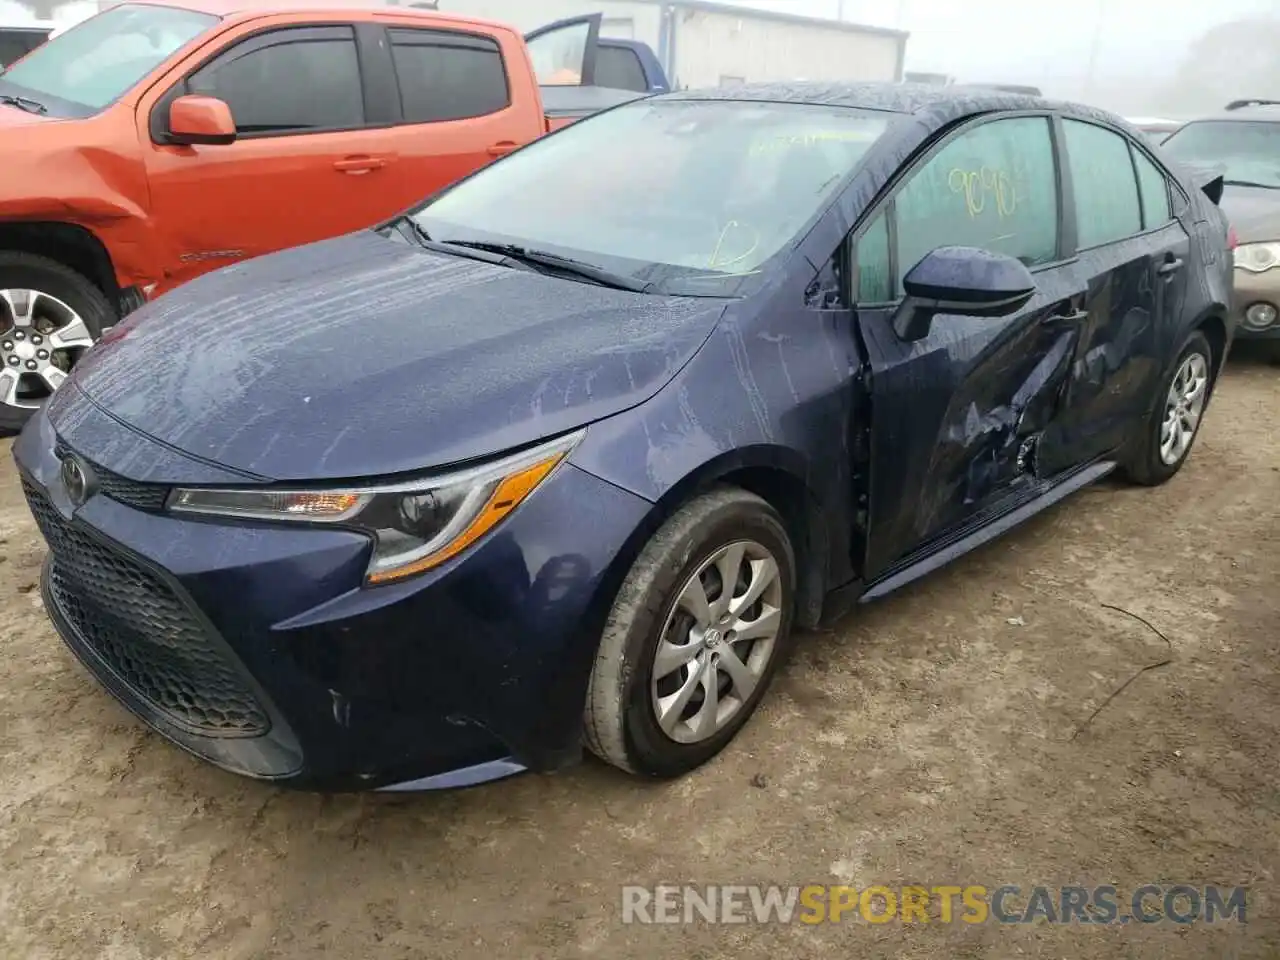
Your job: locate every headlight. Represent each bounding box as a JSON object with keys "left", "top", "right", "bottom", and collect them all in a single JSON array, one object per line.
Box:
[
  {"left": 168, "top": 431, "right": 583, "bottom": 585},
  {"left": 1233, "top": 241, "right": 1280, "bottom": 273}
]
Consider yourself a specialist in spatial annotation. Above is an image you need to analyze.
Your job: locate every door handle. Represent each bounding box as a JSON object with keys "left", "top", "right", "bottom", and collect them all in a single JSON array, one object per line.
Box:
[
  {"left": 333, "top": 156, "right": 387, "bottom": 173},
  {"left": 1157, "top": 257, "right": 1184, "bottom": 277},
  {"left": 486, "top": 141, "right": 519, "bottom": 157}
]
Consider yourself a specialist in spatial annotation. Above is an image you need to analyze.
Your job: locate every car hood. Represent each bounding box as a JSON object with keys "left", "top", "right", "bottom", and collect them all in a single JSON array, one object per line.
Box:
[
  {"left": 1219, "top": 185, "right": 1280, "bottom": 245},
  {"left": 69, "top": 229, "right": 727, "bottom": 482},
  {"left": 0, "top": 101, "right": 55, "bottom": 128}
]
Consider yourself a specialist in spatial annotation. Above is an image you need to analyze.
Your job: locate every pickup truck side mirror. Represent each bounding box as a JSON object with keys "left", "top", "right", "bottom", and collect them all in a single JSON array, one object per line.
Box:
[
  {"left": 168, "top": 95, "right": 237, "bottom": 146},
  {"left": 892, "top": 246, "right": 1037, "bottom": 342}
]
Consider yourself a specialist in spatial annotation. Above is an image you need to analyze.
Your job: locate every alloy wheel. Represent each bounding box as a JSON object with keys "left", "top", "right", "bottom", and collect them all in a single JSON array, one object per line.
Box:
[
  {"left": 1159, "top": 351, "right": 1208, "bottom": 466},
  {"left": 650, "top": 539, "right": 784, "bottom": 744},
  {"left": 0, "top": 288, "right": 95, "bottom": 409}
]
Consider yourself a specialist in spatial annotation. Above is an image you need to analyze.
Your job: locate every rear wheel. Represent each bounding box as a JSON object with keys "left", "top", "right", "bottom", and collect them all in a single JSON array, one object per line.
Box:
[
  {"left": 1120, "top": 330, "right": 1214, "bottom": 486},
  {"left": 583, "top": 487, "right": 796, "bottom": 777},
  {"left": 0, "top": 252, "right": 113, "bottom": 435}
]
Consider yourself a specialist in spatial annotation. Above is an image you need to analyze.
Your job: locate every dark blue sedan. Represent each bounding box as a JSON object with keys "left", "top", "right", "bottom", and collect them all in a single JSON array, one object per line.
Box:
[{"left": 13, "top": 83, "right": 1233, "bottom": 791}]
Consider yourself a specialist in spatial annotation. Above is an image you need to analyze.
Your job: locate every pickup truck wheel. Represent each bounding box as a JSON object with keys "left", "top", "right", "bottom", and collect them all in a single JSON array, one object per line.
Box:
[
  {"left": 583, "top": 487, "right": 796, "bottom": 778},
  {"left": 0, "top": 253, "right": 113, "bottom": 435}
]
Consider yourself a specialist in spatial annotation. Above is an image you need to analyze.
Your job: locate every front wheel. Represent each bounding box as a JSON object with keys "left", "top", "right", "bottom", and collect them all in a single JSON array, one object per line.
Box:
[
  {"left": 0, "top": 252, "right": 114, "bottom": 435},
  {"left": 1120, "top": 329, "right": 1214, "bottom": 486},
  {"left": 583, "top": 487, "right": 796, "bottom": 778}
]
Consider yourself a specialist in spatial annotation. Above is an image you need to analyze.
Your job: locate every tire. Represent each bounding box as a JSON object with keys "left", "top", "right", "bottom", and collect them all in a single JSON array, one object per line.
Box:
[
  {"left": 584, "top": 486, "right": 796, "bottom": 777},
  {"left": 1120, "top": 329, "right": 1214, "bottom": 486},
  {"left": 0, "top": 252, "right": 114, "bottom": 436}
]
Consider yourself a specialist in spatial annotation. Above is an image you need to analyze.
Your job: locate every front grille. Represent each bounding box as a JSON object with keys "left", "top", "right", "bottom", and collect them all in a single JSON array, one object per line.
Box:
[
  {"left": 54, "top": 440, "right": 169, "bottom": 512},
  {"left": 24, "top": 481, "right": 270, "bottom": 738}
]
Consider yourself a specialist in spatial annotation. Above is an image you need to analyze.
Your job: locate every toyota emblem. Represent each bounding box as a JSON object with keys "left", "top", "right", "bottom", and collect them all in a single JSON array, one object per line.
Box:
[{"left": 60, "top": 454, "right": 92, "bottom": 508}]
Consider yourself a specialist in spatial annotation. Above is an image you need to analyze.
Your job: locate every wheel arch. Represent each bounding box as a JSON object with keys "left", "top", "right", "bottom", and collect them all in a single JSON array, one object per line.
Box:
[
  {"left": 1192, "top": 310, "right": 1229, "bottom": 385},
  {"left": 595, "top": 445, "right": 832, "bottom": 632},
  {"left": 0, "top": 221, "right": 121, "bottom": 303}
]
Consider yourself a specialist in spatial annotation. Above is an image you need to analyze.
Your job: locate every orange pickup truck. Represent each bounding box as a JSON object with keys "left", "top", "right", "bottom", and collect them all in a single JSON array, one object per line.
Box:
[{"left": 0, "top": 0, "right": 662, "bottom": 429}]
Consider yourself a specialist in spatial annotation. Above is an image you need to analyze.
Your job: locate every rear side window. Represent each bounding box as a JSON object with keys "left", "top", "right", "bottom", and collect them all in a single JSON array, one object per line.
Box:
[
  {"left": 595, "top": 44, "right": 648, "bottom": 92},
  {"left": 188, "top": 27, "right": 364, "bottom": 134},
  {"left": 1062, "top": 119, "right": 1141, "bottom": 248},
  {"left": 894, "top": 116, "right": 1059, "bottom": 290},
  {"left": 1132, "top": 148, "right": 1172, "bottom": 229},
  {"left": 390, "top": 29, "right": 510, "bottom": 123}
]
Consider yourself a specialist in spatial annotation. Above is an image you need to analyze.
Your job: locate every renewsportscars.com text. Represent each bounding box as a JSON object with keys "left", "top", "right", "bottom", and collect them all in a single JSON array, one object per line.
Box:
[{"left": 621, "top": 884, "right": 1247, "bottom": 925}]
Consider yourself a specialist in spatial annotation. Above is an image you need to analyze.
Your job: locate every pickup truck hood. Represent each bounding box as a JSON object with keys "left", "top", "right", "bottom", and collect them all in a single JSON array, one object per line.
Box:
[
  {"left": 68, "top": 229, "right": 726, "bottom": 482},
  {"left": 0, "top": 101, "right": 54, "bottom": 128}
]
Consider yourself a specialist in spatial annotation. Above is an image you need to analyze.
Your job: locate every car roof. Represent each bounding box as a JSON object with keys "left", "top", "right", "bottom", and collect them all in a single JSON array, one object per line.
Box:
[
  {"left": 661, "top": 81, "right": 1130, "bottom": 128},
  {"left": 99, "top": 0, "right": 502, "bottom": 27},
  {"left": 1192, "top": 104, "right": 1280, "bottom": 123}
]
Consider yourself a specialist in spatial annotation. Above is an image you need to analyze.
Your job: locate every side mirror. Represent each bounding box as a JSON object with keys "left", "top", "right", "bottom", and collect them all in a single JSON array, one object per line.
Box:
[
  {"left": 168, "top": 94, "right": 236, "bottom": 146},
  {"left": 892, "top": 246, "right": 1037, "bottom": 342}
]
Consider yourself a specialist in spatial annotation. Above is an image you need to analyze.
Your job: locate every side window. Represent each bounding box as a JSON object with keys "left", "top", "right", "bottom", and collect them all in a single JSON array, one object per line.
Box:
[
  {"left": 389, "top": 29, "right": 510, "bottom": 124},
  {"left": 856, "top": 212, "right": 892, "bottom": 303},
  {"left": 1132, "top": 147, "right": 1172, "bottom": 229},
  {"left": 1062, "top": 119, "right": 1142, "bottom": 248},
  {"left": 894, "top": 116, "right": 1058, "bottom": 292},
  {"left": 188, "top": 27, "right": 363, "bottom": 134},
  {"left": 595, "top": 45, "right": 648, "bottom": 93}
]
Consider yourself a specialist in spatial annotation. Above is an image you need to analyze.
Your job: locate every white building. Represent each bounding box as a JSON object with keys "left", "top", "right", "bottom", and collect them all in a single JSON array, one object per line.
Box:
[{"left": 433, "top": 0, "right": 908, "bottom": 89}]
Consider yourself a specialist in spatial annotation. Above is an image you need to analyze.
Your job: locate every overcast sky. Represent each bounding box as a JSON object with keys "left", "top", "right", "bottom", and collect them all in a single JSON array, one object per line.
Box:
[{"left": 735, "top": 0, "right": 1277, "bottom": 90}]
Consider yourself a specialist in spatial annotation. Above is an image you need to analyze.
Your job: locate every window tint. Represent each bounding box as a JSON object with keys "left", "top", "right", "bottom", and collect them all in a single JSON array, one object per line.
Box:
[
  {"left": 595, "top": 44, "right": 647, "bottom": 92},
  {"left": 895, "top": 117, "right": 1058, "bottom": 291},
  {"left": 189, "top": 30, "right": 363, "bottom": 134},
  {"left": 1062, "top": 119, "right": 1141, "bottom": 248},
  {"left": 1132, "top": 148, "right": 1171, "bottom": 229},
  {"left": 856, "top": 213, "right": 892, "bottom": 302},
  {"left": 390, "top": 29, "right": 509, "bottom": 123}
]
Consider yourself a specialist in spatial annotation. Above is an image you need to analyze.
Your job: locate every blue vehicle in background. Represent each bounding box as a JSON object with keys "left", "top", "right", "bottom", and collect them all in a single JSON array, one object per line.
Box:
[{"left": 14, "top": 83, "right": 1231, "bottom": 793}]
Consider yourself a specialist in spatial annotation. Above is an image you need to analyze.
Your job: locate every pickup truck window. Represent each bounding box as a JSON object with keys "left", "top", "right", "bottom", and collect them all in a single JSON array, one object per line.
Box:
[
  {"left": 0, "top": 3, "right": 215, "bottom": 114},
  {"left": 528, "top": 19, "right": 590, "bottom": 86},
  {"left": 388, "top": 28, "right": 509, "bottom": 124},
  {"left": 188, "top": 26, "right": 364, "bottom": 134},
  {"left": 596, "top": 45, "right": 647, "bottom": 93},
  {"left": 415, "top": 99, "right": 892, "bottom": 297}
]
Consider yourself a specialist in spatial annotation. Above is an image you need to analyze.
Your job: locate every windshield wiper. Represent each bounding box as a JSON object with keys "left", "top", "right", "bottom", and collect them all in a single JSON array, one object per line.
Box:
[
  {"left": 401, "top": 219, "right": 538, "bottom": 273},
  {"left": 1223, "top": 179, "right": 1280, "bottom": 190},
  {"left": 0, "top": 93, "right": 47, "bottom": 115},
  {"left": 445, "top": 240, "right": 651, "bottom": 293}
]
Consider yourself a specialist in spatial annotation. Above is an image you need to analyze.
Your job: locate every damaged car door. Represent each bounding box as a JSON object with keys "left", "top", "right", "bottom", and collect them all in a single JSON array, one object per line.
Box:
[
  {"left": 1034, "top": 119, "right": 1191, "bottom": 473},
  {"left": 849, "top": 113, "right": 1086, "bottom": 581}
]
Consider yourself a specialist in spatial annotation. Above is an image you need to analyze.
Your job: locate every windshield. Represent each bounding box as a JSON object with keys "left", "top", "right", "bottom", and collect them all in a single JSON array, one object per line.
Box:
[
  {"left": 1162, "top": 120, "right": 1280, "bottom": 189},
  {"left": 0, "top": 3, "right": 217, "bottom": 115},
  {"left": 412, "top": 99, "right": 892, "bottom": 296}
]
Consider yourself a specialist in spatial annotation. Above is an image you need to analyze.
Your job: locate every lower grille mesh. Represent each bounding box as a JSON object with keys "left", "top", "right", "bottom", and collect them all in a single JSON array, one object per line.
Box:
[{"left": 24, "top": 480, "right": 269, "bottom": 737}]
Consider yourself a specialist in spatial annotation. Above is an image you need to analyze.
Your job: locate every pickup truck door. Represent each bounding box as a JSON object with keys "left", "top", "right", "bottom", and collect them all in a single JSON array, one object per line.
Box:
[
  {"left": 139, "top": 21, "right": 400, "bottom": 293},
  {"left": 524, "top": 14, "right": 651, "bottom": 131}
]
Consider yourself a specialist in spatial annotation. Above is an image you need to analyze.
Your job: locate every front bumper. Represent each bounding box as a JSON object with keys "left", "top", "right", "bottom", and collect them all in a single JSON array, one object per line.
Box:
[
  {"left": 13, "top": 409, "right": 652, "bottom": 791},
  {"left": 1231, "top": 267, "right": 1280, "bottom": 341}
]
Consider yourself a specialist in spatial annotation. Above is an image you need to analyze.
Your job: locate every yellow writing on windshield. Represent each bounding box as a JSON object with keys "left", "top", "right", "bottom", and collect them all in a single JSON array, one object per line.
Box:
[
  {"left": 948, "top": 167, "right": 1018, "bottom": 219},
  {"left": 750, "top": 131, "right": 877, "bottom": 154}
]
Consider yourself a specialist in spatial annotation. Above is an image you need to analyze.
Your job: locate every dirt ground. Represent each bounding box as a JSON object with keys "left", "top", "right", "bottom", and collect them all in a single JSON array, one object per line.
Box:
[{"left": 0, "top": 358, "right": 1276, "bottom": 960}]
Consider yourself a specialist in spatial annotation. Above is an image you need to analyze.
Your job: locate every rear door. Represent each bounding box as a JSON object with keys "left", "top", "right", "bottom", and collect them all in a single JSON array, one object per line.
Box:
[
  {"left": 367, "top": 18, "right": 543, "bottom": 209},
  {"left": 141, "top": 21, "right": 389, "bottom": 290},
  {"left": 1034, "top": 119, "right": 1191, "bottom": 474},
  {"left": 849, "top": 114, "right": 1088, "bottom": 580}
]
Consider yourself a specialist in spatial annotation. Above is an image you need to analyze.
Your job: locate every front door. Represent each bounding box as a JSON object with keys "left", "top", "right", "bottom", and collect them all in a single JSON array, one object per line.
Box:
[
  {"left": 140, "top": 23, "right": 391, "bottom": 292},
  {"left": 1036, "top": 119, "right": 1192, "bottom": 473},
  {"left": 849, "top": 114, "right": 1087, "bottom": 581}
]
